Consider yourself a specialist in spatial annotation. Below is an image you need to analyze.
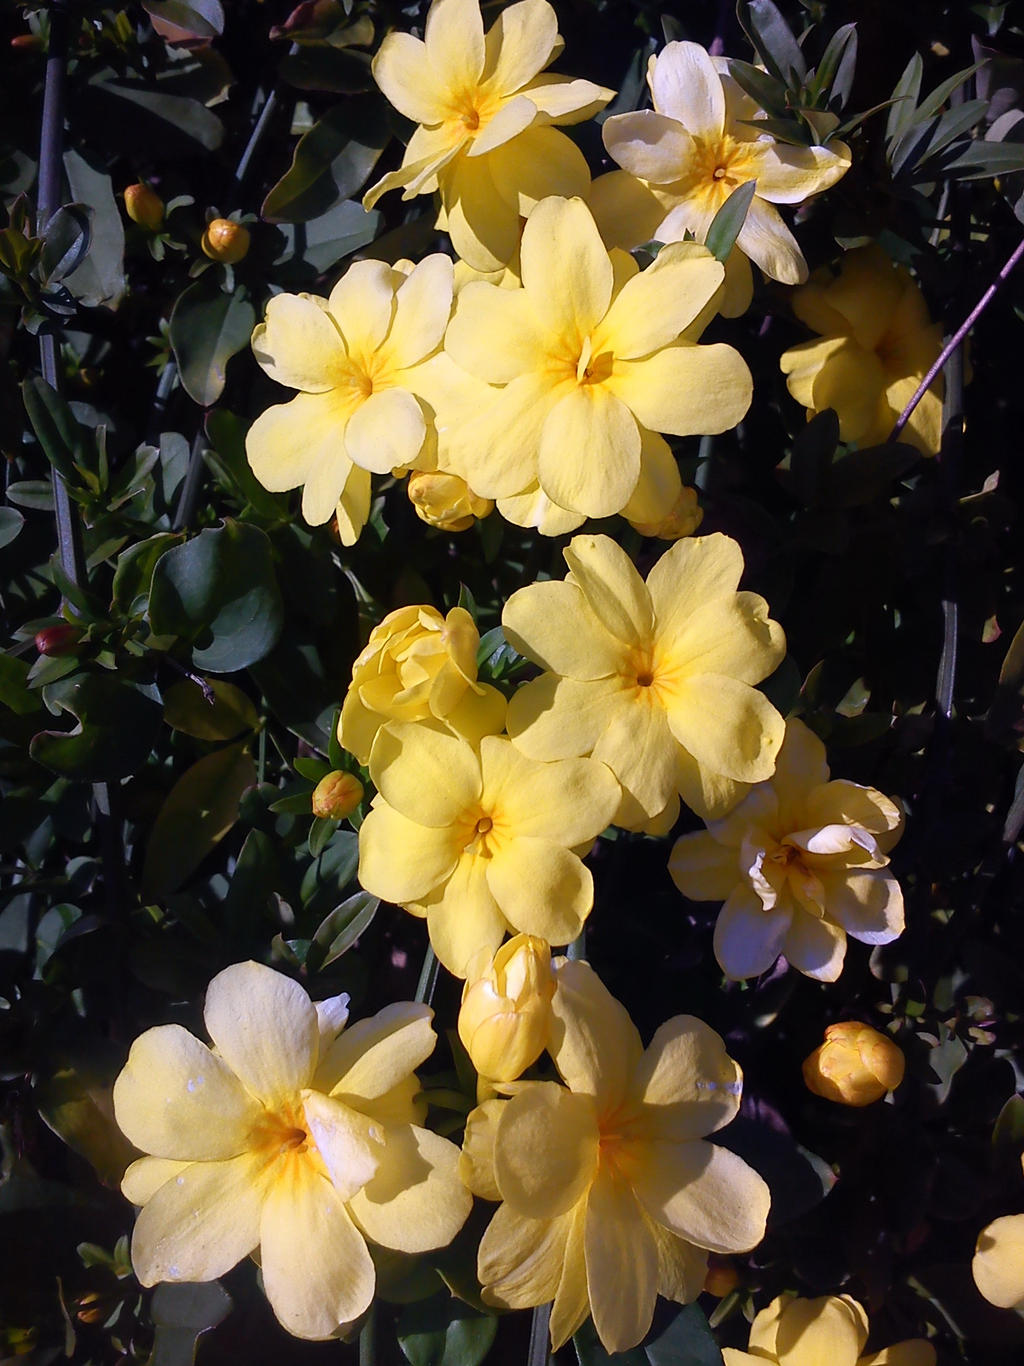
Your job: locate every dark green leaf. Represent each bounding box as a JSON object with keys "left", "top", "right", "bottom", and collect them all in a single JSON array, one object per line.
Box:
[
  {"left": 574, "top": 1317, "right": 647, "bottom": 1365},
  {"left": 204, "top": 408, "right": 287, "bottom": 518},
  {"left": 262, "top": 96, "right": 389, "bottom": 223},
  {"left": 704, "top": 181, "right": 757, "bottom": 263},
  {"left": 885, "top": 53, "right": 924, "bottom": 141},
  {"left": 111, "top": 532, "right": 183, "bottom": 617},
  {"left": 150, "top": 1281, "right": 231, "bottom": 1366},
  {"left": 149, "top": 520, "right": 284, "bottom": 673},
  {"left": 62, "top": 151, "right": 126, "bottom": 307},
  {"left": 397, "top": 1295, "right": 497, "bottom": 1366},
  {"left": 163, "top": 677, "right": 259, "bottom": 740},
  {"left": 993, "top": 1094, "right": 1024, "bottom": 1147},
  {"left": 22, "top": 375, "right": 83, "bottom": 483},
  {"left": 723, "top": 59, "right": 790, "bottom": 119},
  {"left": 736, "top": 0, "right": 806, "bottom": 88},
  {"left": 274, "top": 197, "right": 382, "bottom": 270},
  {"left": 311, "top": 890, "right": 379, "bottom": 969},
  {"left": 86, "top": 76, "right": 224, "bottom": 152},
  {"left": 300, "top": 830, "right": 359, "bottom": 915},
  {"left": 5, "top": 479, "right": 55, "bottom": 511},
  {"left": 825, "top": 441, "right": 921, "bottom": 506},
  {"left": 812, "top": 24, "right": 857, "bottom": 109},
  {"left": 30, "top": 674, "right": 163, "bottom": 780},
  {"left": 913, "top": 63, "right": 985, "bottom": 124},
  {"left": 935, "top": 140, "right": 1024, "bottom": 180},
  {"left": 39, "top": 204, "right": 92, "bottom": 285},
  {"left": 308, "top": 813, "right": 335, "bottom": 857},
  {"left": 646, "top": 1304, "right": 724, "bottom": 1366},
  {"left": 169, "top": 278, "right": 256, "bottom": 408},
  {"left": 279, "top": 45, "right": 373, "bottom": 94}
]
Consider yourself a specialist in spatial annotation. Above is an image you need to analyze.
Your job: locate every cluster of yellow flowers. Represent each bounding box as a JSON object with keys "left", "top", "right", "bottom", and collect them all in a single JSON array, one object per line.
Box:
[{"left": 112, "top": 0, "right": 976, "bottom": 1357}]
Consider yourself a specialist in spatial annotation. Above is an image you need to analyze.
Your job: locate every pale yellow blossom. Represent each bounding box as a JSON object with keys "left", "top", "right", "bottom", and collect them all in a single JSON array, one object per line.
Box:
[
  {"left": 802, "top": 1021, "right": 905, "bottom": 1106},
  {"left": 458, "top": 934, "right": 555, "bottom": 1082},
  {"left": 723, "top": 1293, "right": 935, "bottom": 1366}
]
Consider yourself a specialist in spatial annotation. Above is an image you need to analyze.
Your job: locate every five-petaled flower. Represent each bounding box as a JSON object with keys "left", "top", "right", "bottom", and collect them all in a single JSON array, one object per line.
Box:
[
  {"left": 670, "top": 718, "right": 904, "bottom": 982},
  {"left": 722, "top": 1293, "right": 935, "bottom": 1366},
  {"left": 504, "top": 531, "right": 785, "bottom": 827},
  {"left": 461, "top": 960, "right": 770, "bottom": 1353},
  {"left": 602, "top": 41, "right": 851, "bottom": 287},
  {"left": 357, "top": 726, "right": 621, "bottom": 976},
  {"left": 113, "top": 962, "right": 470, "bottom": 1340},
  {"left": 246, "top": 255, "right": 454, "bottom": 544},
  {"left": 364, "top": 0, "right": 613, "bottom": 271}
]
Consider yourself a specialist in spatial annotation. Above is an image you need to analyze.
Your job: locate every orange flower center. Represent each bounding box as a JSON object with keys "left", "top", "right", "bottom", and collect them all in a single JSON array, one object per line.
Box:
[
  {"left": 251, "top": 1102, "right": 318, "bottom": 1160},
  {"left": 690, "top": 134, "right": 758, "bottom": 209}
]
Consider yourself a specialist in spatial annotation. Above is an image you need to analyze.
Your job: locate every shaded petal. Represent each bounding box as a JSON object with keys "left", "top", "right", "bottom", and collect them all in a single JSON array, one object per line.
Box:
[
  {"left": 588, "top": 170, "right": 664, "bottom": 252},
  {"left": 371, "top": 33, "right": 446, "bottom": 124},
  {"left": 636, "top": 1015, "right": 743, "bottom": 1139},
  {"left": 442, "top": 154, "right": 522, "bottom": 274},
  {"left": 600, "top": 242, "right": 725, "bottom": 358},
  {"left": 820, "top": 870, "right": 904, "bottom": 945},
  {"left": 328, "top": 260, "right": 396, "bottom": 354},
  {"left": 507, "top": 674, "right": 626, "bottom": 763},
  {"left": 713, "top": 886, "right": 792, "bottom": 979},
  {"left": 549, "top": 959, "right": 643, "bottom": 1105},
  {"left": 592, "top": 694, "right": 681, "bottom": 818},
  {"left": 113, "top": 1024, "right": 263, "bottom": 1161},
  {"left": 459, "top": 1099, "right": 503, "bottom": 1201},
  {"left": 252, "top": 294, "right": 346, "bottom": 392},
  {"left": 648, "top": 532, "right": 745, "bottom": 628},
  {"left": 974, "top": 1214, "right": 1024, "bottom": 1309},
  {"left": 669, "top": 830, "right": 741, "bottom": 902},
  {"left": 131, "top": 1150, "right": 271, "bottom": 1286},
  {"left": 632, "top": 1138, "right": 770, "bottom": 1254},
  {"left": 550, "top": 1201, "right": 590, "bottom": 1349},
  {"left": 446, "top": 282, "right": 549, "bottom": 384},
  {"left": 122, "top": 1156, "right": 190, "bottom": 1206},
  {"left": 302, "top": 443, "right": 359, "bottom": 525},
  {"left": 524, "top": 74, "right": 613, "bottom": 124},
  {"left": 602, "top": 110, "right": 698, "bottom": 186},
  {"left": 453, "top": 372, "right": 557, "bottom": 498},
  {"left": 585, "top": 1167, "right": 658, "bottom": 1353},
  {"left": 539, "top": 386, "right": 642, "bottom": 517},
  {"left": 486, "top": 838, "right": 594, "bottom": 944},
  {"left": 469, "top": 95, "right": 538, "bottom": 157},
  {"left": 301, "top": 1091, "right": 384, "bottom": 1200},
  {"left": 358, "top": 802, "right": 461, "bottom": 904},
  {"left": 318, "top": 1002, "right": 435, "bottom": 1101},
  {"left": 520, "top": 196, "right": 613, "bottom": 337},
  {"left": 480, "top": 738, "right": 620, "bottom": 845},
  {"left": 344, "top": 388, "right": 426, "bottom": 474},
  {"left": 495, "top": 1083, "right": 599, "bottom": 1217},
  {"left": 370, "top": 722, "right": 481, "bottom": 825},
  {"left": 204, "top": 962, "right": 318, "bottom": 1109},
  {"left": 425, "top": 854, "right": 508, "bottom": 976},
  {"left": 260, "top": 1160, "right": 374, "bottom": 1339},
  {"left": 651, "top": 42, "right": 726, "bottom": 138},
  {"left": 648, "top": 1215, "right": 708, "bottom": 1304},
  {"left": 860, "top": 1345, "right": 936, "bottom": 1366},
  {"left": 676, "top": 751, "right": 751, "bottom": 823},
  {"left": 774, "top": 1294, "right": 868, "bottom": 1364},
  {"left": 424, "top": 0, "right": 485, "bottom": 93},
  {"left": 349, "top": 1123, "right": 471, "bottom": 1252},
  {"left": 498, "top": 484, "right": 587, "bottom": 534},
  {"left": 502, "top": 579, "right": 623, "bottom": 678},
  {"left": 336, "top": 465, "right": 372, "bottom": 546},
  {"left": 736, "top": 195, "right": 807, "bottom": 285},
  {"left": 770, "top": 718, "right": 828, "bottom": 826},
  {"left": 783, "top": 910, "right": 847, "bottom": 981},
  {"left": 611, "top": 343, "right": 752, "bottom": 437},
  {"left": 666, "top": 674, "right": 784, "bottom": 782},
  {"left": 479, "top": 1203, "right": 573, "bottom": 1309},
  {"left": 485, "top": 126, "right": 592, "bottom": 217},
  {"left": 563, "top": 533, "right": 653, "bottom": 646},
  {"left": 387, "top": 254, "right": 455, "bottom": 369},
  {"left": 483, "top": 0, "right": 557, "bottom": 92},
  {"left": 805, "top": 779, "right": 903, "bottom": 842}
]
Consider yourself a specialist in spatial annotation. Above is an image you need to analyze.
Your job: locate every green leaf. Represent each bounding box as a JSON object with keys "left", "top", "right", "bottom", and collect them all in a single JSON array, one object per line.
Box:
[
  {"left": 262, "top": 96, "right": 389, "bottom": 223},
  {"left": 142, "top": 741, "right": 257, "bottom": 897},
  {"left": 885, "top": 53, "right": 924, "bottom": 141},
  {"left": 300, "top": 830, "right": 359, "bottom": 915},
  {"left": 934, "top": 140, "right": 1024, "bottom": 180},
  {"left": 149, "top": 520, "right": 284, "bottom": 673},
  {"left": 5, "top": 479, "right": 55, "bottom": 511},
  {"left": 39, "top": 204, "right": 92, "bottom": 285},
  {"left": 574, "top": 1318, "right": 647, "bottom": 1365},
  {"left": 0, "top": 652, "right": 41, "bottom": 716},
  {"left": 810, "top": 23, "right": 857, "bottom": 109},
  {"left": 825, "top": 441, "right": 921, "bottom": 506},
  {"left": 204, "top": 408, "right": 288, "bottom": 518},
  {"left": 723, "top": 59, "right": 789, "bottom": 119},
  {"left": 149, "top": 1281, "right": 231, "bottom": 1366},
  {"left": 169, "top": 278, "right": 256, "bottom": 408},
  {"left": 273, "top": 197, "right": 381, "bottom": 271},
  {"left": 143, "top": 0, "right": 225, "bottom": 43},
  {"left": 645, "top": 1304, "right": 724, "bottom": 1366},
  {"left": 704, "top": 181, "right": 757, "bottom": 263},
  {"left": 309, "top": 890, "right": 379, "bottom": 971},
  {"left": 397, "top": 1295, "right": 497, "bottom": 1366},
  {"left": 34, "top": 1063, "right": 138, "bottom": 1188},
  {"left": 22, "top": 375, "right": 83, "bottom": 483},
  {"left": 163, "top": 677, "right": 260, "bottom": 740},
  {"left": 111, "top": 532, "right": 183, "bottom": 617},
  {"left": 86, "top": 76, "right": 224, "bottom": 152},
  {"left": 30, "top": 674, "right": 163, "bottom": 780},
  {"left": 279, "top": 45, "right": 373, "bottom": 94},
  {"left": 62, "top": 151, "right": 126, "bottom": 307},
  {"left": 222, "top": 828, "right": 279, "bottom": 934},
  {"left": 736, "top": 0, "right": 806, "bottom": 88}
]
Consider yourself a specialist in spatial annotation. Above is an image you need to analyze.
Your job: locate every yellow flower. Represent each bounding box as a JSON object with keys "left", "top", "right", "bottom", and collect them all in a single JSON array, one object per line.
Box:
[
  {"left": 201, "top": 218, "right": 250, "bottom": 264},
  {"left": 444, "top": 195, "right": 752, "bottom": 525},
  {"left": 357, "top": 726, "right": 621, "bottom": 975},
  {"left": 503, "top": 532, "right": 785, "bottom": 826},
  {"left": 802, "top": 1021, "right": 905, "bottom": 1106},
  {"left": 602, "top": 41, "right": 851, "bottom": 286},
  {"left": 722, "top": 1293, "right": 935, "bottom": 1366},
  {"left": 974, "top": 1208, "right": 1024, "bottom": 1310},
  {"left": 464, "top": 960, "right": 770, "bottom": 1353},
  {"left": 364, "top": 0, "right": 612, "bottom": 271},
  {"left": 627, "top": 484, "right": 703, "bottom": 541},
  {"left": 779, "top": 244, "right": 945, "bottom": 456},
  {"left": 458, "top": 934, "right": 555, "bottom": 1082},
  {"left": 407, "top": 470, "right": 494, "bottom": 532},
  {"left": 113, "top": 962, "right": 470, "bottom": 1340},
  {"left": 670, "top": 718, "right": 904, "bottom": 982},
  {"left": 338, "top": 603, "right": 506, "bottom": 765},
  {"left": 246, "top": 255, "right": 455, "bottom": 545}
]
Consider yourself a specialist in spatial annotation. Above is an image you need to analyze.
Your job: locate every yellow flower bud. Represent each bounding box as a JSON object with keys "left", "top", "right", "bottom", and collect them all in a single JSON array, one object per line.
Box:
[
  {"left": 311, "top": 770, "right": 364, "bottom": 820},
  {"left": 802, "top": 1021, "right": 905, "bottom": 1106},
  {"left": 407, "top": 470, "right": 494, "bottom": 532},
  {"left": 628, "top": 486, "right": 703, "bottom": 540},
  {"left": 702, "top": 1255, "right": 739, "bottom": 1298},
  {"left": 201, "top": 218, "right": 250, "bottom": 264},
  {"left": 123, "top": 182, "right": 164, "bottom": 231},
  {"left": 458, "top": 935, "right": 555, "bottom": 1082}
]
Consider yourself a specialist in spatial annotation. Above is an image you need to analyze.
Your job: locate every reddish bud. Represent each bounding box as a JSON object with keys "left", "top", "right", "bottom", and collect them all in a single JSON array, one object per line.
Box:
[{"left": 35, "top": 624, "right": 82, "bottom": 656}]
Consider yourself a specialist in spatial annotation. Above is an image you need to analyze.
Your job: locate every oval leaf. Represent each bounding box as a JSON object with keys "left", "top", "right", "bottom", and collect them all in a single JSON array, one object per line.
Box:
[{"left": 169, "top": 279, "right": 256, "bottom": 408}]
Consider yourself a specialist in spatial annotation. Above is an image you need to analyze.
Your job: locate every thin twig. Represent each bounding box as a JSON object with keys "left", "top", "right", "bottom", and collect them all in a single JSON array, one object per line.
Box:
[
  {"left": 173, "top": 428, "right": 208, "bottom": 531},
  {"left": 415, "top": 945, "right": 440, "bottom": 1007},
  {"left": 888, "top": 232, "right": 1024, "bottom": 445},
  {"left": 527, "top": 1303, "right": 551, "bottom": 1366}
]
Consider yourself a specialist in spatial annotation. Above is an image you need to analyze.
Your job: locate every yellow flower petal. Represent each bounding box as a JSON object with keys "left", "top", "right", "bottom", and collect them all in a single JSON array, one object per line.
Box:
[
  {"left": 336, "top": 465, "right": 372, "bottom": 545},
  {"left": 648, "top": 1216, "right": 708, "bottom": 1303},
  {"left": 327, "top": 259, "right": 397, "bottom": 354},
  {"left": 358, "top": 801, "right": 461, "bottom": 904},
  {"left": 386, "top": 253, "right": 454, "bottom": 369},
  {"left": 591, "top": 693, "right": 682, "bottom": 819},
  {"left": 259, "top": 1160, "right": 375, "bottom": 1339},
  {"left": 550, "top": 1200, "right": 590, "bottom": 1349},
  {"left": 669, "top": 831, "right": 741, "bottom": 902},
  {"left": 783, "top": 909, "right": 847, "bottom": 982},
  {"left": 452, "top": 373, "right": 556, "bottom": 498},
  {"left": 301, "top": 1091, "right": 384, "bottom": 1200},
  {"left": 122, "top": 1156, "right": 190, "bottom": 1205},
  {"left": 482, "top": 0, "right": 558, "bottom": 93},
  {"left": 319, "top": 1002, "right": 435, "bottom": 1101},
  {"left": 498, "top": 484, "right": 587, "bottom": 534},
  {"left": 635, "top": 1014, "right": 743, "bottom": 1139},
  {"left": 480, "top": 739, "right": 619, "bottom": 845},
  {"left": 860, "top": 1345, "right": 937, "bottom": 1366},
  {"left": 647, "top": 532, "right": 745, "bottom": 630},
  {"left": 459, "top": 1099, "right": 504, "bottom": 1201},
  {"left": 479, "top": 1203, "right": 574, "bottom": 1309},
  {"left": 631, "top": 1137, "right": 770, "bottom": 1254},
  {"left": 252, "top": 293, "right": 346, "bottom": 393},
  {"left": 468, "top": 94, "right": 538, "bottom": 157},
  {"left": 486, "top": 838, "right": 594, "bottom": 945},
  {"left": 549, "top": 960, "right": 643, "bottom": 1106},
  {"left": 203, "top": 961, "right": 318, "bottom": 1110},
  {"left": 246, "top": 390, "right": 356, "bottom": 503},
  {"left": 447, "top": 283, "right": 549, "bottom": 384},
  {"left": 735, "top": 195, "right": 808, "bottom": 285},
  {"left": 820, "top": 870, "right": 904, "bottom": 945},
  {"left": 602, "top": 110, "right": 699, "bottom": 187},
  {"left": 503, "top": 579, "right": 624, "bottom": 678},
  {"left": 371, "top": 32, "right": 447, "bottom": 125},
  {"left": 584, "top": 1166, "right": 659, "bottom": 1353},
  {"left": 425, "top": 854, "right": 508, "bottom": 976},
  {"left": 662, "top": 591, "right": 785, "bottom": 686},
  {"left": 344, "top": 388, "right": 426, "bottom": 475},
  {"left": 130, "top": 1150, "right": 271, "bottom": 1286},
  {"left": 370, "top": 723, "right": 482, "bottom": 825},
  {"left": 523, "top": 73, "right": 613, "bottom": 123},
  {"left": 611, "top": 343, "right": 753, "bottom": 437},
  {"left": 486, "top": 124, "right": 593, "bottom": 216},
  {"left": 349, "top": 1123, "right": 471, "bottom": 1252},
  {"left": 494, "top": 1083, "right": 599, "bottom": 1217},
  {"left": 649, "top": 41, "right": 726, "bottom": 140},
  {"left": 774, "top": 1294, "right": 868, "bottom": 1365},
  {"left": 599, "top": 241, "right": 725, "bottom": 358},
  {"left": 751, "top": 139, "right": 852, "bottom": 205},
  {"left": 507, "top": 674, "right": 625, "bottom": 762},
  {"left": 520, "top": 196, "right": 613, "bottom": 338},
  {"left": 588, "top": 169, "right": 664, "bottom": 252},
  {"left": 538, "top": 385, "right": 641, "bottom": 516},
  {"left": 563, "top": 533, "right": 654, "bottom": 646},
  {"left": 666, "top": 674, "right": 784, "bottom": 783},
  {"left": 113, "top": 1024, "right": 263, "bottom": 1161},
  {"left": 713, "top": 885, "right": 792, "bottom": 979},
  {"left": 442, "top": 153, "right": 523, "bottom": 273},
  {"left": 974, "top": 1213, "right": 1024, "bottom": 1308}
]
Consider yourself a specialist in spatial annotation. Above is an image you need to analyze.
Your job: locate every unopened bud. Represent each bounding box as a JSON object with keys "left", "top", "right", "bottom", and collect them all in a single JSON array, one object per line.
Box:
[
  {"left": 458, "top": 935, "right": 555, "bottom": 1082},
  {"left": 123, "top": 183, "right": 164, "bottom": 231},
  {"left": 311, "top": 770, "right": 364, "bottom": 820},
  {"left": 803, "top": 1021, "right": 905, "bottom": 1107},
  {"left": 35, "top": 624, "right": 82, "bottom": 657},
  {"left": 629, "top": 486, "right": 703, "bottom": 541},
  {"left": 10, "top": 33, "right": 44, "bottom": 51},
  {"left": 703, "top": 1255, "right": 739, "bottom": 1298},
  {"left": 408, "top": 470, "right": 493, "bottom": 532},
  {"left": 201, "top": 218, "right": 250, "bottom": 264}
]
